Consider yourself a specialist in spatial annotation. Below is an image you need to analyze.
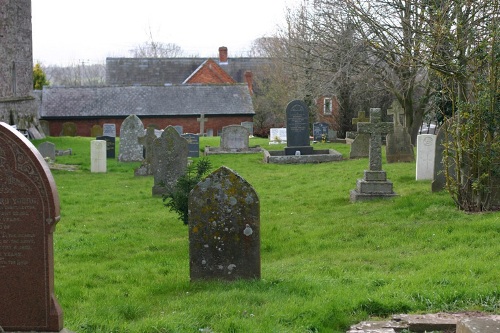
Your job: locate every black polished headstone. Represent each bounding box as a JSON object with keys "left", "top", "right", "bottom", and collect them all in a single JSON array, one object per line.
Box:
[{"left": 285, "top": 100, "right": 313, "bottom": 155}]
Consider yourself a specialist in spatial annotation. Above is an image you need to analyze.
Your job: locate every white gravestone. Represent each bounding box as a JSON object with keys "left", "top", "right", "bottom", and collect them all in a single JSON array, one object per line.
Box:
[
  {"left": 91, "top": 140, "right": 107, "bottom": 173},
  {"left": 416, "top": 134, "right": 436, "bottom": 180},
  {"left": 269, "top": 128, "right": 287, "bottom": 144}
]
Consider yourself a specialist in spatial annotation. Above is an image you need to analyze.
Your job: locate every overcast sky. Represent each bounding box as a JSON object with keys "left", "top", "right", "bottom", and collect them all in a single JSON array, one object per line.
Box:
[{"left": 32, "top": 0, "right": 301, "bottom": 66}]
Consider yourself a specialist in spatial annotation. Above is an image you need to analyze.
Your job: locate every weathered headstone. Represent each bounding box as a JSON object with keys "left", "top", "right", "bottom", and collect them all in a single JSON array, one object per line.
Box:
[
  {"left": 350, "top": 111, "right": 370, "bottom": 159},
  {"left": 269, "top": 128, "right": 287, "bottom": 144},
  {"left": 39, "top": 119, "right": 50, "bottom": 136},
  {"left": 0, "top": 122, "right": 64, "bottom": 331},
  {"left": 313, "top": 122, "right": 329, "bottom": 141},
  {"left": 385, "top": 102, "right": 415, "bottom": 163},
  {"left": 197, "top": 113, "right": 208, "bottom": 136},
  {"left": 90, "top": 124, "right": 103, "bottom": 137},
  {"left": 182, "top": 133, "right": 200, "bottom": 158},
  {"left": 285, "top": 100, "right": 313, "bottom": 155},
  {"left": 60, "top": 122, "right": 77, "bottom": 137},
  {"left": 103, "top": 123, "right": 116, "bottom": 137},
  {"left": 90, "top": 140, "right": 107, "bottom": 173},
  {"left": 134, "top": 127, "right": 157, "bottom": 176},
  {"left": 189, "top": 166, "right": 260, "bottom": 281},
  {"left": 350, "top": 108, "right": 397, "bottom": 202},
  {"left": 118, "top": 115, "right": 144, "bottom": 162},
  {"left": 241, "top": 121, "right": 254, "bottom": 136},
  {"left": 151, "top": 126, "right": 189, "bottom": 196},
  {"left": 416, "top": 134, "right": 436, "bottom": 180},
  {"left": 432, "top": 119, "right": 454, "bottom": 192},
  {"left": 173, "top": 125, "right": 183, "bottom": 135},
  {"left": 38, "top": 141, "right": 56, "bottom": 162},
  {"left": 220, "top": 125, "right": 250, "bottom": 151},
  {"left": 96, "top": 135, "right": 116, "bottom": 159}
]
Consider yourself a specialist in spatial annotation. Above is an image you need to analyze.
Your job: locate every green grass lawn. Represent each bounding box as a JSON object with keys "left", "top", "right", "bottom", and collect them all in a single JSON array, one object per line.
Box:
[{"left": 33, "top": 136, "right": 500, "bottom": 333}]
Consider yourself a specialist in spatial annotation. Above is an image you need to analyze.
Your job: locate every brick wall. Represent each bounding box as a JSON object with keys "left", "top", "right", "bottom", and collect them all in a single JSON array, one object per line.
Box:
[{"left": 46, "top": 115, "right": 254, "bottom": 137}]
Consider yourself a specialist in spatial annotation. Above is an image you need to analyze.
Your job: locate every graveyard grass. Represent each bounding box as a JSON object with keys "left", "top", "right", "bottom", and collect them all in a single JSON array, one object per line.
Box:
[{"left": 33, "top": 137, "right": 500, "bottom": 333}]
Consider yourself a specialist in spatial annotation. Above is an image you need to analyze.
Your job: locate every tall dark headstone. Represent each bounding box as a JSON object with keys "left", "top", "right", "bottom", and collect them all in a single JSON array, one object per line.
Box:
[
  {"left": 182, "top": 133, "right": 200, "bottom": 158},
  {"left": 350, "top": 109, "right": 398, "bottom": 202},
  {"left": 285, "top": 100, "right": 313, "bottom": 155},
  {"left": 189, "top": 166, "right": 260, "bottom": 281},
  {"left": 151, "top": 126, "right": 189, "bottom": 196},
  {"left": 96, "top": 136, "right": 116, "bottom": 159},
  {"left": 0, "top": 122, "right": 64, "bottom": 331}
]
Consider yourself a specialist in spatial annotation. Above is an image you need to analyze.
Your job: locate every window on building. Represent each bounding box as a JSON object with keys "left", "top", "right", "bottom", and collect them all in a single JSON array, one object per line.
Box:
[{"left": 323, "top": 97, "right": 332, "bottom": 115}]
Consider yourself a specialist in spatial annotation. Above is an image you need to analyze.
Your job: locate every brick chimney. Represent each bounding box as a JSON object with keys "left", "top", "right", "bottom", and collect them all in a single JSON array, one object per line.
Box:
[
  {"left": 219, "top": 46, "right": 228, "bottom": 64},
  {"left": 244, "top": 70, "right": 253, "bottom": 95}
]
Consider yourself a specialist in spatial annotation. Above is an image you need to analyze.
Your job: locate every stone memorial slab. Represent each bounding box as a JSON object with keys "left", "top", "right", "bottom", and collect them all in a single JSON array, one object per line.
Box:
[
  {"left": 189, "top": 166, "right": 260, "bottom": 281},
  {"left": 90, "top": 124, "right": 103, "bottom": 137},
  {"left": 220, "top": 125, "right": 249, "bottom": 151},
  {"left": 0, "top": 122, "right": 64, "bottom": 331},
  {"left": 38, "top": 141, "right": 56, "bottom": 162},
  {"left": 118, "top": 115, "right": 144, "bottom": 162},
  {"left": 350, "top": 108, "right": 397, "bottom": 202},
  {"left": 103, "top": 123, "right": 116, "bottom": 137},
  {"left": 385, "top": 102, "right": 414, "bottom": 163},
  {"left": 182, "top": 133, "right": 200, "bottom": 158},
  {"left": 151, "top": 126, "right": 189, "bottom": 196},
  {"left": 96, "top": 135, "right": 116, "bottom": 159},
  {"left": 269, "top": 128, "right": 287, "bottom": 144},
  {"left": 60, "top": 122, "right": 77, "bottom": 137},
  {"left": 91, "top": 140, "right": 107, "bottom": 173},
  {"left": 134, "top": 127, "right": 157, "bottom": 176},
  {"left": 416, "top": 134, "right": 436, "bottom": 180},
  {"left": 285, "top": 100, "right": 312, "bottom": 155},
  {"left": 313, "top": 122, "right": 329, "bottom": 141},
  {"left": 241, "top": 121, "right": 254, "bottom": 136}
]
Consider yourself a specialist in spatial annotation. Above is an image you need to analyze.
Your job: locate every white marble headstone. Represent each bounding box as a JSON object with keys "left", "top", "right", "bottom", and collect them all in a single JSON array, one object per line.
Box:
[
  {"left": 91, "top": 140, "right": 107, "bottom": 173},
  {"left": 416, "top": 134, "right": 436, "bottom": 180}
]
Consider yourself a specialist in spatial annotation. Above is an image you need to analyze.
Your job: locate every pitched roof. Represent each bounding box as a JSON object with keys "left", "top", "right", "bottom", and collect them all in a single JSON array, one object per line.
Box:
[
  {"left": 40, "top": 84, "right": 254, "bottom": 119},
  {"left": 106, "top": 57, "right": 270, "bottom": 85},
  {"left": 183, "top": 59, "right": 236, "bottom": 84}
]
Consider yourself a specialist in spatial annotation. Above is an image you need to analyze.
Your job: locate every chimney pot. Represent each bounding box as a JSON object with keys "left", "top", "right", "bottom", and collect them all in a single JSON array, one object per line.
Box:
[{"left": 219, "top": 46, "right": 228, "bottom": 64}]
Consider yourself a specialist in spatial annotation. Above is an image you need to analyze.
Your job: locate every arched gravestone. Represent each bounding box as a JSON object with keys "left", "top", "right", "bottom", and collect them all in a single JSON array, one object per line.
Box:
[
  {"left": 189, "top": 166, "right": 260, "bottom": 281},
  {"left": 0, "top": 122, "right": 63, "bottom": 331},
  {"left": 118, "top": 115, "right": 144, "bottom": 162}
]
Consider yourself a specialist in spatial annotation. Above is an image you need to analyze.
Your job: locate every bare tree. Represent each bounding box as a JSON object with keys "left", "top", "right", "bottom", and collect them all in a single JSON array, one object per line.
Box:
[
  {"left": 43, "top": 62, "right": 105, "bottom": 87},
  {"left": 130, "top": 27, "right": 184, "bottom": 58}
]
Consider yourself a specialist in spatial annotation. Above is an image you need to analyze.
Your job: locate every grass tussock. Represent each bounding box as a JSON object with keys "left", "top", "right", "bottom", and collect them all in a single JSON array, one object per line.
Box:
[{"left": 32, "top": 136, "right": 500, "bottom": 333}]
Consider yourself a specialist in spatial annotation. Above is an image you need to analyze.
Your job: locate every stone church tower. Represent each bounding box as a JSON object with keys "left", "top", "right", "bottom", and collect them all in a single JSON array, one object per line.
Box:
[{"left": 0, "top": 0, "right": 42, "bottom": 136}]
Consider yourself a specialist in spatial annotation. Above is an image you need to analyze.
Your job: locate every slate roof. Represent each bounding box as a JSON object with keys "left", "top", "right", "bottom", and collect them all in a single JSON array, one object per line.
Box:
[
  {"left": 106, "top": 57, "right": 271, "bottom": 86},
  {"left": 40, "top": 84, "right": 254, "bottom": 119}
]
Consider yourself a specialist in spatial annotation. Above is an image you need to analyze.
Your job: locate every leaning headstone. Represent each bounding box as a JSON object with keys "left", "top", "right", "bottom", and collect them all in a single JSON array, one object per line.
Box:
[
  {"left": 285, "top": 100, "right": 313, "bottom": 155},
  {"left": 96, "top": 135, "right": 116, "bottom": 159},
  {"left": 151, "top": 126, "right": 189, "bottom": 196},
  {"left": 90, "top": 140, "right": 107, "bottom": 173},
  {"left": 134, "top": 127, "right": 157, "bottom": 176},
  {"left": 269, "top": 128, "right": 287, "bottom": 144},
  {"left": 90, "top": 124, "right": 103, "bottom": 137},
  {"left": 189, "top": 166, "right": 260, "bottom": 281},
  {"left": 60, "top": 122, "right": 77, "bottom": 136},
  {"left": 220, "top": 125, "right": 250, "bottom": 151},
  {"left": 313, "top": 122, "right": 329, "bottom": 141},
  {"left": 0, "top": 122, "right": 64, "bottom": 331},
  {"left": 182, "top": 133, "right": 200, "bottom": 158},
  {"left": 385, "top": 102, "right": 415, "bottom": 163},
  {"left": 416, "top": 134, "right": 436, "bottom": 180},
  {"left": 241, "top": 121, "right": 254, "bottom": 136},
  {"left": 118, "top": 115, "right": 144, "bottom": 162},
  {"left": 350, "top": 108, "right": 397, "bottom": 202},
  {"left": 103, "top": 123, "right": 116, "bottom": 137},
  {"left": 38, "top": 141, "right": 56, "bottom": 162},
  {"left": 350, "top": 111, "right": 370, "bottom": 159}
]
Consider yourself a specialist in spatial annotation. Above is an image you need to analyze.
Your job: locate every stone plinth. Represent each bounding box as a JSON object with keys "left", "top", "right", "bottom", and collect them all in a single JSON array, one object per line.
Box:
[{"left": 457, "top": 317, "right": 500, "bottom": 333}]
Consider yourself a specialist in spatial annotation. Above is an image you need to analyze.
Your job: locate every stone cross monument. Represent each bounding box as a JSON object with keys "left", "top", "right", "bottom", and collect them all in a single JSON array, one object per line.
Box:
[{"left": 350, "top": 108, "right": 398, "bottom": 202}]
